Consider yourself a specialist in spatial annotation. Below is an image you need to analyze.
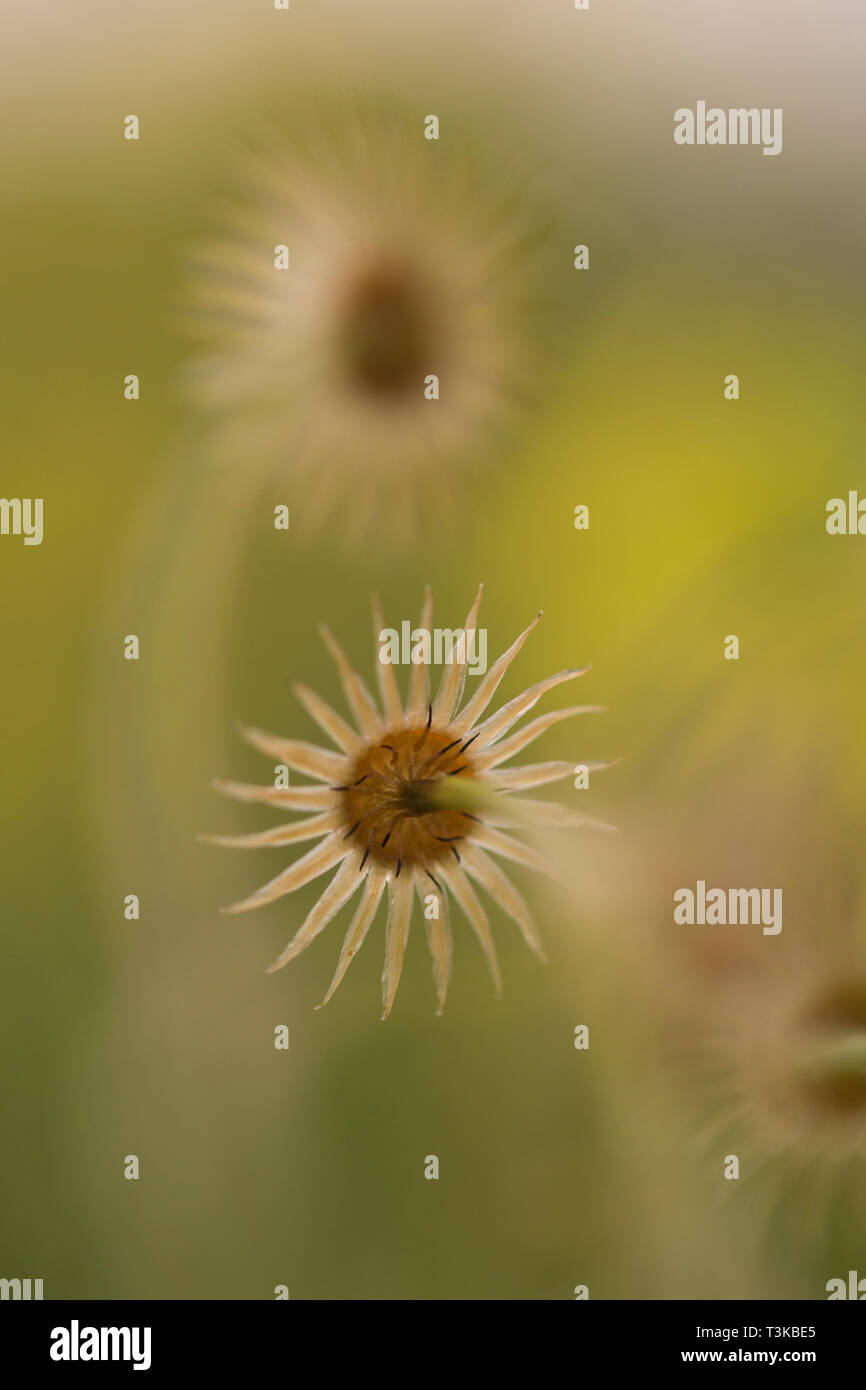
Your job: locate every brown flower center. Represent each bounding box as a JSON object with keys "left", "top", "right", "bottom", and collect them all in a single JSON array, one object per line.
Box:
[
  {"left": 795, "top": 982, "right": 866, "bottom": 1116},
  {"left": 339, "top": 261, "right": 431, "bottom": 400},
  {"left": 340, "top": 724, "right": 477, "bottom": 876}
]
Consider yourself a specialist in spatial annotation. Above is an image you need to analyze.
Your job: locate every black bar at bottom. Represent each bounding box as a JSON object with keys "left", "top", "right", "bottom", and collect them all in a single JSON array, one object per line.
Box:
[{"left": 1, "top": 1299, "right": 861, "bottom": 1375}]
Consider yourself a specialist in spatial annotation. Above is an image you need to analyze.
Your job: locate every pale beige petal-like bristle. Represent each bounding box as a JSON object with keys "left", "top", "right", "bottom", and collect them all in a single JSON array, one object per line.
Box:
[
  {"left": 432, "top": 582, "right": 484, "bottom": 724},
  {"left": 319, "top": 869, "right": 388, "bottom": 1007},
  {"left": 461, "top": 843, "right": 547, "bottom": 963},
  {"left": 469, "top": 824, "right": 549, "bottom": 874},
  {"left": 475, "top": 702, "right": 602, "bottom": 768},
  {"left": 318, "top": 623, "right": 382, "bottom": 740},
  {"left": 416, "top": 878, "right": 452, "bottom": 1015},
  {"left": 470, "top": 673, "right": 593, "bottom": 753},
  {"left": 267, "top": 855, "right": 365, "bottom": 973},
  {"left": 381, "top": 874, "right": 414, "bottom": 1019},
  {"left": 371, "top": 594, "right": 403, "bottom": 726},
  {"left": 404, "top": 586, "right": 433, "bottom": 724},
  {"left": 291, "top": 681, "right": 364, "bottom": 757},
  {"left": 489, "top": 759, "right": 612, "bottom": 791},
  {"left": 483, "top": 797, "right": 619, "bottom": 833},
  {"left": 199, "top": 811, "right": 340, "bottom": 849},
  {"left": 438, "top": 862, "right": 503, "bottom": 997},
  {"left": 451, "top": 610, "right": 543, "bottom": 735},
  {"left": 213, "top": 779, "right": 337, "bottom": 812},
  {"left": 221, "top": 833, "right": 347, "bottom": 915},
  {"left": 236, "top": 724, "right": 348, "bottom": 782}
]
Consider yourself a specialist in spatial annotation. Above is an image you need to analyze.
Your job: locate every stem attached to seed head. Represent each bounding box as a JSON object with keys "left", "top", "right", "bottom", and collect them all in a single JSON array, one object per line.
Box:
[
  {"left": 426, "top": 775, "right": 508, "bottom": 822},
  {"left": 794, "top": 1032, "right": 866, "bottom": 1085}
]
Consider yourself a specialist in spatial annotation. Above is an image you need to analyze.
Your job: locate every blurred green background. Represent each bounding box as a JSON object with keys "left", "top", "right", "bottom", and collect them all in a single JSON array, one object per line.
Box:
[{"left": 3, "top": 0, "right": 866, "bottom": 1299}]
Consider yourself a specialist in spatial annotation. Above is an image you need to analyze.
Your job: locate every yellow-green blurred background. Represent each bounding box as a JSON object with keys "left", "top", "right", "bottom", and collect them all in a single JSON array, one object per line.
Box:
[{"left": 3, "top": 0, "right": 866, "bottom": 1299}]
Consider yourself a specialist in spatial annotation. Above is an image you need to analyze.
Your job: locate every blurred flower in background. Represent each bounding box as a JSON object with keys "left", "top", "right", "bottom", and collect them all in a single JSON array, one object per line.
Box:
[{"left": 186, "top": 94, "right": 558, "bottom": 545}]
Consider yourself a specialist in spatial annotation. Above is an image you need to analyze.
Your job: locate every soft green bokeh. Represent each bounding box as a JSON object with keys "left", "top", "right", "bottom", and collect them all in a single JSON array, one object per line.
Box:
[{"left": 3, "top": 1, "right": 866, "bottom": 1301}]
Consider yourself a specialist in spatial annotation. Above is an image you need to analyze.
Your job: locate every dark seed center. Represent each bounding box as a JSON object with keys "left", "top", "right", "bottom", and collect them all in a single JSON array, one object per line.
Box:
[
  {"left": 340, "top": 263, "right": 430, "bottom": 400},
  {"left": 796, "top": 982, "right": 866, "bottom": 1116}
]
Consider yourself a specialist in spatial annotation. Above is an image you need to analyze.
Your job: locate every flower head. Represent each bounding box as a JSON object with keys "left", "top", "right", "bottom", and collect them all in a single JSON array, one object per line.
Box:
[
  {"left": 186, "top": 96, "right": 552, "bottom": 544},
  {"left": 697, "top": 947, "right": 866, "bottom": 1166},
  {"left": 657, "top": 847, "right": 866, "bottom": 1184},
  {"left": 203, "top": 585, "right": 610, "bottom": 1017}
]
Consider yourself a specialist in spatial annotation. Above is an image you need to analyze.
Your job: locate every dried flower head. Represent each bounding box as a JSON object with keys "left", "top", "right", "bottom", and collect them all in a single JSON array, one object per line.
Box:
[
  {"left": 701, "top": 958, "right": 866, "bottom": 1167},
  {"left": 202, "top": 585, "right": 610, "bottom": 1017},
  {"left": 186, "top": 96, "right": 551, "bottom": 543},
  {"left": 665, "top": 856, "right": 866, "bottom": 1179}
]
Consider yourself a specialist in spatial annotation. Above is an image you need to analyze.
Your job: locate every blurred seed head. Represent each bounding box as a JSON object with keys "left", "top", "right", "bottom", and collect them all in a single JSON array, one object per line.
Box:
[
  {"left": 657, "top": 847, "right": 866, "bottom": 1185},
  {"left": 707, "top": 953, "right": 866, "bottom": 1163},
  {"left": 185, "top": 91, "right": 556, "bottom": 546}
]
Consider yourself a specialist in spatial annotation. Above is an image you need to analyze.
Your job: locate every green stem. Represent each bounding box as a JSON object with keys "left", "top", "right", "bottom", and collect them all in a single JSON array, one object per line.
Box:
[{"left": 795, "top": 1032, "right": 866, "bottom": 1083}]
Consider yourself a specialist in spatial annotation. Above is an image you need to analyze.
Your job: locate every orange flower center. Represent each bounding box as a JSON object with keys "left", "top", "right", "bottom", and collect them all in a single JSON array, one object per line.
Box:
[{"left": 340, "top": 724, "right": 478, "bottom": 876}]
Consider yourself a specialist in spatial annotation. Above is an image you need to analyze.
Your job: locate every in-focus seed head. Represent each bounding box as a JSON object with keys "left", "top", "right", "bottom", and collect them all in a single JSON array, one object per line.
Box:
[{"left": 202, "top": 585, "right": 611, "bottom": 1016}]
